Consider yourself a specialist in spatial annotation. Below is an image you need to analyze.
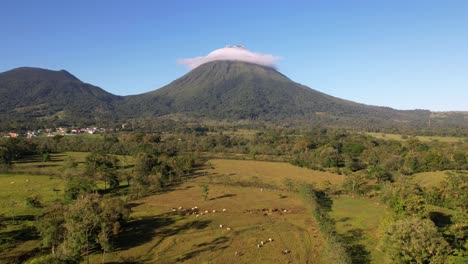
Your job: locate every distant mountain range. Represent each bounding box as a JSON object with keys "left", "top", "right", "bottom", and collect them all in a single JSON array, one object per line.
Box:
[{"left": 0, "top": 62, "right": 466, "bottom": 134}]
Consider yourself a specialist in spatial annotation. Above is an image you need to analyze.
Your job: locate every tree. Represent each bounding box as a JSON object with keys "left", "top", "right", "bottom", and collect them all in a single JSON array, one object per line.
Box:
[
  {"left": 61, "top": 194, "right": 102, "bottom": 263},
  {"left": 134, "top": 152, "right": 159, "bottom": 176},
  {"left": 378, "top": 217, "right": 450, "bottom": 264},
  {"left": 200, "top": 184, "right": 209, "bottom": 201},
  {"left": 343, "top": 172, "right": 368, "bottom": 196},
  {"left": 440, "top": 171, "right": 468, "bottom": 213},
  {"left": 367, "top": 165, "right": 392, "bottom": 183},
  {"left": 64, "top": 177, "right": 96, "bottom": 201},
  {"left": 98, "top": 197, "right": 130, "bottom": 263},
  {"left": 37, "top": 203, "right": 66, "bottom": 255},
  {"left": 84, "top": 152, "right": 119, "bottom": 190},
  {"left": 42, "top": 152, "right": 51, "bottom": 162}
]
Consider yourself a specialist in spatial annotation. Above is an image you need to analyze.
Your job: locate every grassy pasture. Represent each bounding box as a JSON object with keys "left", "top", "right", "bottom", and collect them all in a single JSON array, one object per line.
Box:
[
  {"left": 94, "top": 178, "right": 326, "bottom": 263},
  {"left": 411, "top": 171, "right": 449, "bottom": 187},
  {"left": 330, "top": 197, "right": 387, "bottom": 264},
  {"left": 0, "top": 174, "right": 65, "bottom": 263},
  {"left": 366, "top": 132, "right": 463, "bottom": 143},
  {"left": 88, "top": 159, "right": 345, "bottom": 263},
  {"left": 202, "top": 159, "right": 344, "bottom": 187}
]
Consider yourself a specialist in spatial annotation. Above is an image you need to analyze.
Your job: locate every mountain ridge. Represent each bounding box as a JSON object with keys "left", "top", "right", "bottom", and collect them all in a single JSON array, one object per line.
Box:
[{"left": 0, "top": 62, "right": 466, "bottom": 134}]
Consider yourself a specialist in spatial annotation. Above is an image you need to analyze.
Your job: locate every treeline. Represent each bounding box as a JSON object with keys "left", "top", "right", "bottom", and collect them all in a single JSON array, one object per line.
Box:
[
  {"left": 289, "top": 129, "right": 466, "bottom": 175},
  {"left": 299, "top": 184, "right": 351, "bottom": 264},
  {"left": 2, "top": 127, "right": 466, "bottom": 178}
]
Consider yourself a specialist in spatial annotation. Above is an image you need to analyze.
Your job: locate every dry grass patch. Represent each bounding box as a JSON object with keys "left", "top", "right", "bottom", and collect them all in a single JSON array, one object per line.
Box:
[
  {"left": 411, "top": 171, "right": 450, "bottom": 187},
  {"left": 95, "top": 172, "right": 327, "bottom": 263},
  {"left": 202, "top": 159, "right": 344, "bottom": 188}
]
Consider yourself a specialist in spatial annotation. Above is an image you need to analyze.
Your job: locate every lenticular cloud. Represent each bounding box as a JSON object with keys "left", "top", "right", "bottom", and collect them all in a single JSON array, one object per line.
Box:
[{"left": 178, "top": 45, "right": 281, "bottom": 70}]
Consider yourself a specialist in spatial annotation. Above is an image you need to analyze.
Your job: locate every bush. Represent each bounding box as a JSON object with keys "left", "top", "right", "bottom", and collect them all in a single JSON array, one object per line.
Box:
[
  {"left": 378, "top": 217, "right": 450, "bottom": 263},
  {"left": 25, "top": 195, "right": 42, "bottom": 208}
]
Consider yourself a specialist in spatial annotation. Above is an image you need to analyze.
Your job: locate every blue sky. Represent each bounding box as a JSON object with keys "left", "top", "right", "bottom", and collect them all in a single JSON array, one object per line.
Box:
[{"left": 1, "top": 1, "right": 467, "bottom": 111}]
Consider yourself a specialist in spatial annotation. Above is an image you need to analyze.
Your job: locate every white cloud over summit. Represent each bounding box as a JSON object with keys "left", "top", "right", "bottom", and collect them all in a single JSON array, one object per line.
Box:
[{"left": 178, "top": 46, "right": 281, "bottom": 70}]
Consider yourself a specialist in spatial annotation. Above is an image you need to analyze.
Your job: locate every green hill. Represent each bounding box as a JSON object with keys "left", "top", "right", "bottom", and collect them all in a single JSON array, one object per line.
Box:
[{"left": 0, "top": 67, "right": 122, "bottom": 129}]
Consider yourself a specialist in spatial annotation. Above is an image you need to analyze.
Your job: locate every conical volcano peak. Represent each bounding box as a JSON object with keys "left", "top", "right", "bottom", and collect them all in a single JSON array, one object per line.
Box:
[{"left": 178, "top": 46, "right": 281, "bottom": 70}]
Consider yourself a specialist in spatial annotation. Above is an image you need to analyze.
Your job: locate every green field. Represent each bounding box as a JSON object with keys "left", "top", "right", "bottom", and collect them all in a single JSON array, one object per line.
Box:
[
  {"left": 366, "top": 132, "right": 464, "bottom": 143},
  {"left": 411, "top": 171, "right": 450, "bottom": 187},
  {"left": 330, "top": 197, "right": 387, "bottom": 264}
]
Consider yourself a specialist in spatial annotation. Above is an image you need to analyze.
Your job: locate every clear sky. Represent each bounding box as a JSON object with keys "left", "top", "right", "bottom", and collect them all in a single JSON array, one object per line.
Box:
[{"left": 1, "top": 0, "right": 467, "bottom": 111}]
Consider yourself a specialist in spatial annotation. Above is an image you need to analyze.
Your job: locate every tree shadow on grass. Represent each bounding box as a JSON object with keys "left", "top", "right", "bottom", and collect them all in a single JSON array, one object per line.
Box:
[
  {"left": 116, "top": 214, "right": 211, "bottom": 251},
  {"left": 429, "top": 211, "right": 452, "bottom": 228},
  {"left": 177, "top": 236, "right": 230, "bottom": 262},
  {"left": 336, "top": 217, "right": 351, "bottom": 222},
  {"left": 116, "top": 216, "right": 174, "bottom": 250},
  {"left": 0, "top": 225, "right": 38, "bottom": 253},
  {"left": 338, "top": 228, "right": 371, "bottom": 264},
  {"left": 210, "top": 193, "right": 236, "bottom": 200}
]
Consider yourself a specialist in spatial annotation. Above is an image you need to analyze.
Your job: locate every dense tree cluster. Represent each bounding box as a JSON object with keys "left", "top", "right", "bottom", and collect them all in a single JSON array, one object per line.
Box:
[
  {"left": 376, "top": 171, "right": 468, "bottom": 263},
  {"left": 37, "top": 194, "right": 129, "bottom": 263}
]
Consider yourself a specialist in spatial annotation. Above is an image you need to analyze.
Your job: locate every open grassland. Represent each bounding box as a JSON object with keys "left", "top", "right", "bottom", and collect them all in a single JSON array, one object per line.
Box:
[
  {"left": 12, "top": 152, "right": 134, "bottom": 176},
  {"left": 330, "top": 197, "right": 387, "bottom": 264},
  {"left": 202, "top": 159, "right": 344, "bottom": 187},
  {"left": 89, "top": 159, "right": 344, "bottom": 263},
  {"left": 100, "top": 184, "right": 325, "bottom": 263},
  {"left": 411, "top": 171, "right": 450, "bottom": 187},
  {"left": 366, "top": 132, "right": 464, "bottom": 143},
  {"left": 92, "top": 167, "right": 328, "bottom": 263}
]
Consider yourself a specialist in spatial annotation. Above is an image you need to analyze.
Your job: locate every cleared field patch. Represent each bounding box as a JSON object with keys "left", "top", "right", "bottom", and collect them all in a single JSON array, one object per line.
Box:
[
  {"left": 330, "top": 196, "right": 386, "bottom": 264},
  {"left": 0, "top": 174, "right": 64, "bottom": 216},
  {"left": 202, "top": 159, "right": 344, "bottom": 187},
  {"left": 411, "top": 171, "right": 449, "bottom": 187},
  {"left": 12, "top": 152, "right": 89, "bottom": 176},
  {"left": 366, "top": 132, "right": 463, "bottom": 143}
]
